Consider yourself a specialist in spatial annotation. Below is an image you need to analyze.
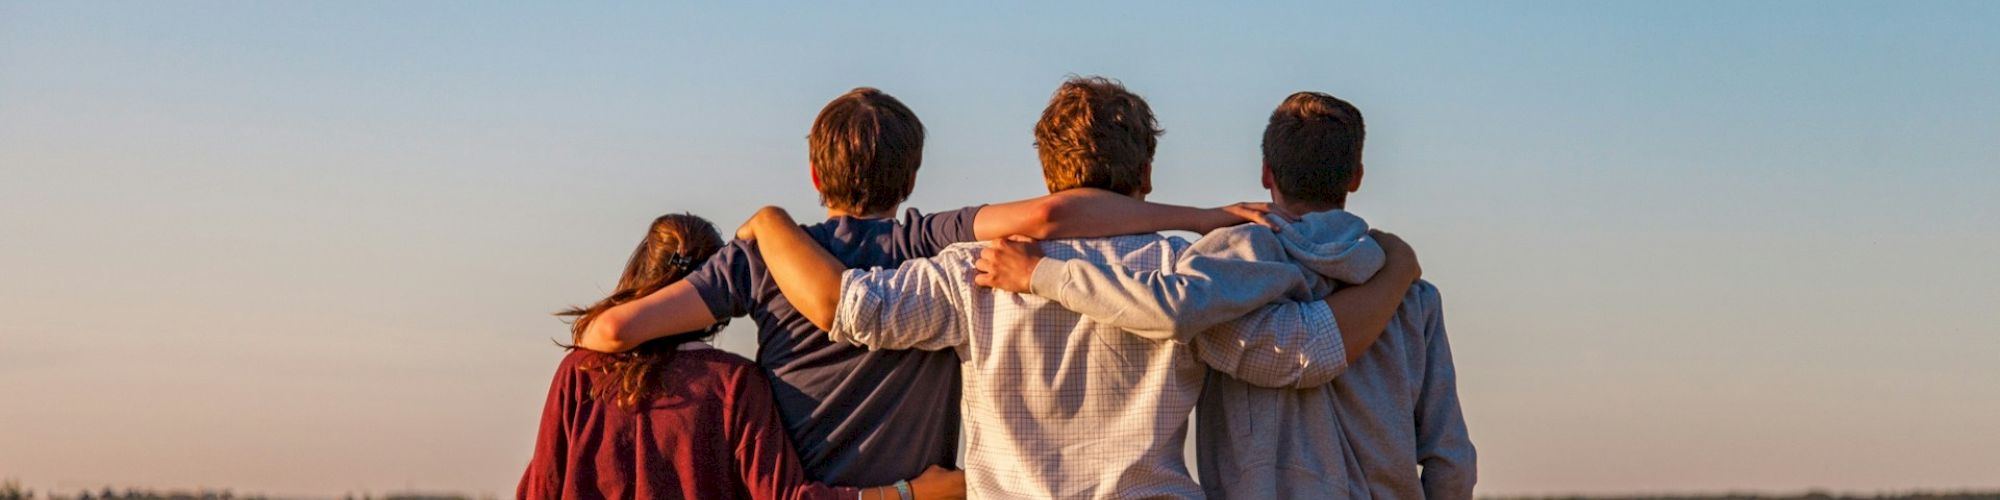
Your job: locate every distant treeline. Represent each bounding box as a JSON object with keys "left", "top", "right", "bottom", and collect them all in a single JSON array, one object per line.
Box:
[{"left": 0, "top": 482, "right": 491, "bottom": 500}]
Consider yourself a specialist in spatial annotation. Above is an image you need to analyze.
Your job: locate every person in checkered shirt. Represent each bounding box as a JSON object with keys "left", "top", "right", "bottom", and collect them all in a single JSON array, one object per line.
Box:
[{"left": 736, "top": 77, "right": 1424, "bottom": 499}]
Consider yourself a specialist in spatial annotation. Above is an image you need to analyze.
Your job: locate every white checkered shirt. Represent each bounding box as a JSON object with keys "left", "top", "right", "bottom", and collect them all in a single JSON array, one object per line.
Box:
[{"left": 831, "top": 234, "right": 1343, "bottom": 500}]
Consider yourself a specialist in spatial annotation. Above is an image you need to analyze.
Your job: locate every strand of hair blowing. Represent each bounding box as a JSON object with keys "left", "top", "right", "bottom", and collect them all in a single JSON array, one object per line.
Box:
[{"left": 555, "top": 214, "right": 725, "bottom": 409}]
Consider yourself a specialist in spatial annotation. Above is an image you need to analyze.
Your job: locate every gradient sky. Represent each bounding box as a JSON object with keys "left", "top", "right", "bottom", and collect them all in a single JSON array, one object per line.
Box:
[{"left": 3, "top": 1, "right": 1997, "bottom": 497}]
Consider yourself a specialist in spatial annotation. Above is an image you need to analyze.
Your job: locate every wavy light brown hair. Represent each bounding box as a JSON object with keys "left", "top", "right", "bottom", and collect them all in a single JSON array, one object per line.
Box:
[
  {"left": 557, "top": 213, "right": 727, "bottom": 409},
  {"left": 1263, "top": 91, "right": 1366, "bottom": 207},
  {"left": 809, "top": 87, "right": 926, "bottom": 215},
  {"left": 1032, "top": 76, "right": 1161, "bottom": 195}
]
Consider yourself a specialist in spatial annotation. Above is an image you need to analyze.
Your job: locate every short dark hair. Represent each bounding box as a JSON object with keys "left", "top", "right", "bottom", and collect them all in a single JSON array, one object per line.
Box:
[
  {"left": 809, "top": 87, "right": 925, "bottom": 215},
  {"left": 1262, "top": 91, "right": 1365, "bottom": 207},
  {"left": 1032, "top": 76, "right": 1160, "bottom": 195}
]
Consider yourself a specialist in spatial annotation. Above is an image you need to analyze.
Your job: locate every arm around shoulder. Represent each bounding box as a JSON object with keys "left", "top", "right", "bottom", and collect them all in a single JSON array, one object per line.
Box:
[
  {"left": 973, "top": 188, "right": 1265, "bottom": 240},
  {"left": 1194, "top": 297, "right": 1349, "bottom": 389},
  {"left": 829, "top": 252, "right": 971, "bottom": 352},
  {"left": 1024, "top": 227, "right": 1312, "bottom": 341},
  {"left": 576, "top": 281, "right": 718, "bottom": 353}
]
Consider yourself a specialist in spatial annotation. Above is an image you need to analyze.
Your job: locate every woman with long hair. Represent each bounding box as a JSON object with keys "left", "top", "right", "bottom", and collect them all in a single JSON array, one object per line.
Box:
[{"left": 518, "top": 213, "right": 962, "bottom": 500}]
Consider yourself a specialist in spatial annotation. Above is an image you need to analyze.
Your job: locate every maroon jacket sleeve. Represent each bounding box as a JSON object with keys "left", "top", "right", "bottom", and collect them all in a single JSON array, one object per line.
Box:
[
  {"left": 725, "top": 363, "right": 861, "bottom": 500},
  {"left": 518, "top": 356, "right": 578, "bottom": 500}
]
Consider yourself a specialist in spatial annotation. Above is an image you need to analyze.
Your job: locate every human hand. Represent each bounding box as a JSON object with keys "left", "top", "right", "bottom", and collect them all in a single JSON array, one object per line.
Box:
[
  {"left": 973, "top": 235, "right": 1043, "bottom": 294},
  {"left": 1370, "top": 229, "right": 1422, "bottom": 283},
  {"left": 1209, "top": 202, "right": 1287, "bottom": 233},
  {"left": 907, "top": 465, "right": 965, "bottom": 500}
]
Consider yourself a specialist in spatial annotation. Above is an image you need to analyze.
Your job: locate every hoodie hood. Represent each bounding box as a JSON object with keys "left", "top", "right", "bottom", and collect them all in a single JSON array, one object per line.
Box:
[{"left": 1267, "top": 209, "right": 1384, "bottom": 293}]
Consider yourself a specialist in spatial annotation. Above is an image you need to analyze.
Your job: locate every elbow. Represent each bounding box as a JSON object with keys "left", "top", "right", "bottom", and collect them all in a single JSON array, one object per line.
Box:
[
  {"left": 1344, "top": 345, "right": 1367, "bottom": 365},
  {"left": 1296, "top": 364, "right": 1342, "bottom": 389},
  {"left": 806, "top": 308, "right": 835, "bottom": 333},
  {"left": 1295, "top": 337, "right": 1351, "bottom": 388},
  {"left": 579, "top": 314, "right": 634, "bottom": 353},
  {"left": 798, "top": 293, "right": 839, "bottom": 332},
  {"left": 754, "top": 205, "right": 789, "bottom": 222},
  {"left": 1130, "top": 322, "right": 1193, "bottom": 342}
]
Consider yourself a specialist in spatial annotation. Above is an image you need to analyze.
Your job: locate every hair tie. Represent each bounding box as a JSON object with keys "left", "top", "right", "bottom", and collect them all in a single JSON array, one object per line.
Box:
[{"left": 665, "top": 253, "right": 697, "bottom": 273}]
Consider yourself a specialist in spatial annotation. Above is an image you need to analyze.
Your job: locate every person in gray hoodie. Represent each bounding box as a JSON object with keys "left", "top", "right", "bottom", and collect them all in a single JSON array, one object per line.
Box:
[{"left": 974, "top": 91, "right": 1476, "bottom": 499}]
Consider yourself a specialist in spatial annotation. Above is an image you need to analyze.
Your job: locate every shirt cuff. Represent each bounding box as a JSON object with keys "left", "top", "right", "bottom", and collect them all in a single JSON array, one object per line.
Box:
[
  {"left": 830, "top": 269, "right": 882, "bottom": 347},
  {"left": 1027, "top": 257, "right": 1070, "bottom": 299}
]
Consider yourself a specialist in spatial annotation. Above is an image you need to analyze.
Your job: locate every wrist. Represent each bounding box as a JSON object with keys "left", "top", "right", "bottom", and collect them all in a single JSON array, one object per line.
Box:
[{"left": 1197, "top": 207, "right": 1235, "bottom": 232}]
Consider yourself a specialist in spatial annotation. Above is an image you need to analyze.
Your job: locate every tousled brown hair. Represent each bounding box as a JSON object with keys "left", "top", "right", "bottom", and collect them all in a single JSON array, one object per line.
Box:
[
  {"left": 1032, "top": 76, "right": 1161, "bottom": 195},
  {"left": 557, "top": 213, "right": 727, "bottom": 409},
  {"left": 1262, "top": 91, "right": 1366, "bottom": 207},
  {"left": 809, "top": 87, "right": 926, "bottom": 215}
]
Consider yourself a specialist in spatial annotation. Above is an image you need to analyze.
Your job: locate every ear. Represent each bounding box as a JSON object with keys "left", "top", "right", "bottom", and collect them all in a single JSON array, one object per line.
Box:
[
  {"left": 809, "top": 163, "right": 822, "bottom": 192},
  {"left": 1139, "top": 163, "right": 1155, "bottom": 196},
  {"left": 1346, "top": 162, "right": 1364, "bottom": 193},
  {"left": 1261, "top": 162, "right": 1275, "bottom": 190}
]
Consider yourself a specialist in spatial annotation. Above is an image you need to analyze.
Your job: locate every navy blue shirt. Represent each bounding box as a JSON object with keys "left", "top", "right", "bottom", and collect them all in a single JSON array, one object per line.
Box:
[{"left": 683, "top": 206, "right": 980, "bottom": 486}]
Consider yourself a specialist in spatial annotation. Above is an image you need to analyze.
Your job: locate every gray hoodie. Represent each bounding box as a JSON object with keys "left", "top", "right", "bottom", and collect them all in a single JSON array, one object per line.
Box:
[{"left": 1027, "top": 210, "right": 1477, "bottom": 499}]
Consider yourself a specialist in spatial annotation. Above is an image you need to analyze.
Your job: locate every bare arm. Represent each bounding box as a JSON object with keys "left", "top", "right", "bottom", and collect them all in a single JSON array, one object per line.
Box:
[
  {"left": 577, "top": 281, "right": 718, "bottom": 353},
  {"left": 736, "top": 206, "right": 846, "bottom": 331},
  {"left": 1327, "top": 231, "right": 1422, "bottom": 364},
  {"left": 742, "top": 206, "right": 968, "bottom": 351},
  {"left": 973, "top": 188, "right": 1275, "bottom": 240}
]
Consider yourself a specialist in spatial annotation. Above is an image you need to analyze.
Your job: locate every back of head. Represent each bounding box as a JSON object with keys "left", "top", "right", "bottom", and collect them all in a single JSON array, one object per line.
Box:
[
  {"left": 1262, "top": 91, "right": 1366, "bottom": 207},
  {"left": 809, "top": 87, "right": 926, "bottom": 215},
  {"left": 559, "top": 213, "right": 727, "bottom": 409},
  {"left": 1033, "top": 76, "right": 1161, "bottom": 195}
]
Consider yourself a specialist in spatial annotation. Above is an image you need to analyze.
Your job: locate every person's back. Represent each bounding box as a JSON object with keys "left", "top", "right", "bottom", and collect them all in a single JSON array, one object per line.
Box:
[
  {"left": 999, "top": 216, "right": 1473, "bottom": 500},
  {"left": 521, "top": 346, "right": 856, "bottom": 500},
  {"left": 671, "top": 88, "right": 970, "bottom": 485},
  {"left": 687, "top": 210, "right": 974, "bottom": 485},
  {"left": 1194, "top": 276, "right": 1473, "bottom": 500},
  {"left": 833, "top": 234, "right": 1206, "bottom": 498},
  {"left": 1331, "top": 280, "right": 1472, "bottom": 498}
]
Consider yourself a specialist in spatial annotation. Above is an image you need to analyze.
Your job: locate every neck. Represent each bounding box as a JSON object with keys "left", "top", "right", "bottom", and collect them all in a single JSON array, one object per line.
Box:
[
  {"left": 826, "top": 207, "right": 897, "bottom": 220},
  {"left": 1277, "top": 200, "right": 1343, "bottom": 217}
]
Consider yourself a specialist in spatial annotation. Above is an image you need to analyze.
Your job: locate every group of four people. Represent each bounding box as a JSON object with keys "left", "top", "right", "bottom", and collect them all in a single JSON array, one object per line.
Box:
[{"left": 518, "top": 76, "right": 1475, "bottom": 499}]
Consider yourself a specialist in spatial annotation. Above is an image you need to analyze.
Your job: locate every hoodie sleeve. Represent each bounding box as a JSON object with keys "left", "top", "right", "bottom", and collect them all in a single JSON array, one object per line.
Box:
[
  {"left": 1412, "top": 283, "right": 1477, "bottom": 499},
  {"left": 1027, "top": 226, "right": 1314, "bottom": 342},
  {"left": 1192, "top": 297, "right": 1349, "bottom": 389}
]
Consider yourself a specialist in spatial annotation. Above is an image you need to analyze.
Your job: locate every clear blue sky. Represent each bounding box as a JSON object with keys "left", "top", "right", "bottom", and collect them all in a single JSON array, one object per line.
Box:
[{"left": 3, "top": 1, "right": 1996, "bottom": 496}]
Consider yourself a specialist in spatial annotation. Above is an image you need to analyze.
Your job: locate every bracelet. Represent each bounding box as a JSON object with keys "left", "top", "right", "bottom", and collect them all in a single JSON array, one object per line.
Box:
[{"left": 894, "top": 479, "right": 912, "bottom": 500}]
